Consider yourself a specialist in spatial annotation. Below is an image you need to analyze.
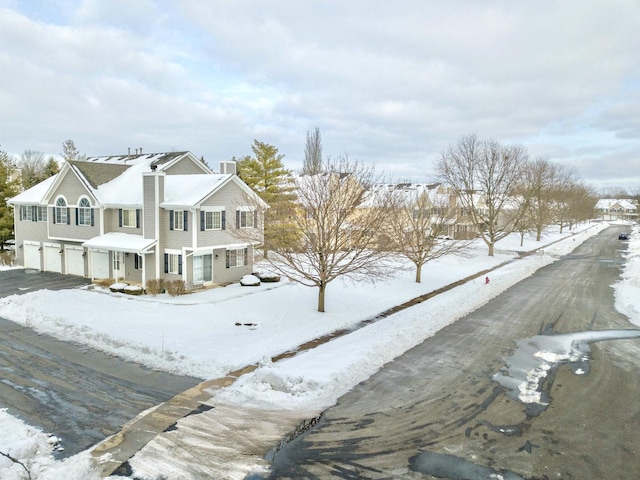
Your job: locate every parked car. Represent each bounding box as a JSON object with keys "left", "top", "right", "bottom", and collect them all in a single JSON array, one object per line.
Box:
[{"left": 618, "top": 233, "right": 629, "bottom": 240}]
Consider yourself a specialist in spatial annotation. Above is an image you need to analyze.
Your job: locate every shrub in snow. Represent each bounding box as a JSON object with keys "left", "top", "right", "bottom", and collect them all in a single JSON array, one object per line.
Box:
[
  {"left": 240, "top": 274, "right": 261, "bottom": 286},
  {"left": 109, "top": 282, "right": 128, "bottom": 293},
  {"left": 145, "top": 278, "right": 165, "bottom": 296},
  {"left": 124, "top": 285, "right": 144, "bottom": 296},
  {"left": 255, "top": 271, "right": 281, "bottom": 283},
  {"left": 0, "top": 251, "right": 15, "bottom": 267},
  {"left": 166, "top": 279, "right": 186, "bottom": 297}
]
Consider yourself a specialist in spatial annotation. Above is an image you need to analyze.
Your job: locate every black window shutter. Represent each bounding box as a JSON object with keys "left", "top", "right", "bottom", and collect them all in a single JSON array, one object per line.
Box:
[
  {"left": 136, "top": 209, "right": 141, "bottom": 228},
  {"left": 75, "top": 208, "right": 79, "bottom": 225},
  {"left": 66, "top": 207, "right": 70, "bottom": 224},
  {"left": 19, "top": 206, "right": 23, "bottom": 221},
  {"left": 164, "top": 253, "right": 169, "bottom": 273},
  {"left": 134, "top": 254, "right": 139, "bottom": 269},
  {"left": 178, "top": 255, "right": 182, "bottom": 275},
  {"left": 253, "top": 210, "right": 257, "bottom": 228},
  {"left": 52, "top": 207, "right": 56, "bottom": 224},
  {"left": 221, "top": 211, "right": 226, "bottom": 230},
  {"left": 31, "top": 206, "right": 37, "bottom": 222},
  {"left": 244, "top": 248, "right": 248, "bottom": 266},
  {"left": 184, "top": 210, "right": 188, "bottom": 231},
  {"left": 200, "top": 211, "right": 205, "bottom": 231},
  {"left": 236, "top": 210, "right": 240, "bottom": 228},
  {"left": 91, "top": 209, "right": 95, "bottom": 226},
  {"left": 225, "top": 250, "right": 230, "bottom": 268},
  {"left": 169, "top": 211, "right": 174, "bottom": 230},
  {"left": 119, "top": 209, "right": 123, "bottom": 227}
]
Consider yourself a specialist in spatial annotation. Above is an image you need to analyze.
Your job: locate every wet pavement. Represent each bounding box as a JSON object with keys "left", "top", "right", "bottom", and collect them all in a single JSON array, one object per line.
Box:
[
  {"left": 0, "top": 270, "right": 202, "bottom": 457},
  {"left": 265, "top": 226, "right": 640, "bottom": 479}
]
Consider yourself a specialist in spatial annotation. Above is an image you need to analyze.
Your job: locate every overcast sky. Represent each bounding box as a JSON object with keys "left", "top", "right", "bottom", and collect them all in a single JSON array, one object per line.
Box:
[{"left": 1, "top": 0, "right": 639, "bottom": 192}]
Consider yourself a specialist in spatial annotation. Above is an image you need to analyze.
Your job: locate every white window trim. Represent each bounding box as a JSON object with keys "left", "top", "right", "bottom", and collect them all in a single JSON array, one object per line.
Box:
[
  {"left": 55, "top": 196, "right": 68, "bottom": 224},
  {"left": 173, "top": 210, "right": 184, "bottom": 231},
  {"left": 122, "top": 208, "right": 137, "bottom": 228},
  {"left": 77, "top": 197, "right": 92, "bottom": 226}
]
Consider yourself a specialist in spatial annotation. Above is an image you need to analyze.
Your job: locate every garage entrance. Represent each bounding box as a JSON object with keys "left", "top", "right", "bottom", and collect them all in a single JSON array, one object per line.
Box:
[
  {"left": 65, "top": 245, "right": 85, "bottom": 276},
  {"left": 43, "top": 243, "right": 62, "bottom": 273}
]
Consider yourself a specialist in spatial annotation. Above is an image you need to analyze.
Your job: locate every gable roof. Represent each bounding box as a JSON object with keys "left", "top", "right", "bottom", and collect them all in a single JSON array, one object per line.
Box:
[
  {"left": 8, "top": 151, "right": 264, "bottom": 210},
  {"left": 595, "top": 198, "right": 637, "bottom": 211}
]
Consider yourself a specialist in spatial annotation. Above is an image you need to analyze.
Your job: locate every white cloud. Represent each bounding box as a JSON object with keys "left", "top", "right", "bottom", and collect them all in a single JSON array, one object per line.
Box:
[{"left": 1, "top": 0, "right": 640, "bottom": 189}]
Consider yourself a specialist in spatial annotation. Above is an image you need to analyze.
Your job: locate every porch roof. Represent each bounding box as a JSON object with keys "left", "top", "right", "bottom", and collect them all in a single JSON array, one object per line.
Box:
[{"left": 82, "top": 232, "right": 157, "bottom": 254}]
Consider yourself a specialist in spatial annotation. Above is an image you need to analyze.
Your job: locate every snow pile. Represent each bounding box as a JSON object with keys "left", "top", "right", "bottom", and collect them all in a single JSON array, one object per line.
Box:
[
  {"left": 0, "top": 409, "right": 100, "bottom": 480},
  {"left": 615, "top": 224, "right": 640, "bottom": 326}
]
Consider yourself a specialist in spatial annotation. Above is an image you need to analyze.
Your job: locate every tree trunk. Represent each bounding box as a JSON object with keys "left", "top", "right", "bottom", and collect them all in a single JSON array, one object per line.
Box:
[
  {"left": 488, "top": 242, "right": 495, "bottom": 256},
  {"left": 317, "top": 282, "right": 326, "bottom": 312},
  {"left": 415, "top": 264, "right": 422, "bottom": 283}
]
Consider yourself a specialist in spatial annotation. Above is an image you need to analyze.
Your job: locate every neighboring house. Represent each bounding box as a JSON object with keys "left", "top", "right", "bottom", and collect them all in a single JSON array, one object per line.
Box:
[
  {"left": 594, "top": 199, "right": 637, "bottom": 221},
  {"left": 8, "top": 151, "right": 266, "bottom": 289}
]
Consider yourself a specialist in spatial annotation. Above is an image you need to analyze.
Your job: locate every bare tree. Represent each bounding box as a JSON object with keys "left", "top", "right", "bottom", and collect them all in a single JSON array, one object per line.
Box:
[
  {"left": 437, "top": 134, "right": 529, "bottom": 256},
  {"left": 303, "top": 127, "right": 323, "bottom": 175},
  {"left": 19, "top": 150, "right": 59, "bottom": 189},
  {"left": 522, "top": 157, "right": 572, "bottom": 241},
  {"left": 61, "top": 139, "right": 86, "bottom": 162},
  {"left": 266, "top": 156, "right": 394, "bottom": 312},
  {"left": 387, "top": 184, "right": 468, "bottom": 282}
]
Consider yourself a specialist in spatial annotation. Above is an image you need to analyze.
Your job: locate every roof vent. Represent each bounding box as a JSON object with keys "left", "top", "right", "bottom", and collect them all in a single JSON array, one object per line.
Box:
[{"left": 150, "top": 164, "right": 157, "bottom": 172}]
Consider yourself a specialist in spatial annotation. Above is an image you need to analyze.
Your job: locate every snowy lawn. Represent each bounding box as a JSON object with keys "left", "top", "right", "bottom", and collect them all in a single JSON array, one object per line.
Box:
[{"left": 1, "top": 221, "right": 638, "bottom": 479}]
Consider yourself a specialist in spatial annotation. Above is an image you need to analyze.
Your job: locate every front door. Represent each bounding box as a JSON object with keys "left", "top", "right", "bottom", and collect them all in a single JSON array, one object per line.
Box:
[{"left": 113, "top": 251, "right": 125, "bottom": 281}]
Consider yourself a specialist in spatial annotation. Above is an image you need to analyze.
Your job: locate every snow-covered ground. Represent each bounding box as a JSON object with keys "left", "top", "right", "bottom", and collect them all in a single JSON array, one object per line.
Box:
[{"left": 0, "top": 222, "right": 638, "bottom": 480}]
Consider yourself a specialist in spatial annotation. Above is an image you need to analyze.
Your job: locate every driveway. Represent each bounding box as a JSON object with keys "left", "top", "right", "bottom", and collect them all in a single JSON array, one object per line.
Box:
[
  {"left": 0, "top": 268, "right": 90, "bottom": 298},
  {"left": 0, "top": 269, "right": 202, "bottom": 457},
  {"left": 267, "top": 226, "right": 640, "bottom": 479}
]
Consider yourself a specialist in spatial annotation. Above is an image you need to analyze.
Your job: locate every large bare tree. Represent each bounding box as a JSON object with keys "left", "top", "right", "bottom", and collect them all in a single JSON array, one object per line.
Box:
[
  {"left": 267, "top": 156, "right": 394, "bottom": 312},
  {"left": 437, "top": 134, "right": 529, "bottom": 256},
  {"left": 387, "top": 185, "right": 468, "bottom": 282}
]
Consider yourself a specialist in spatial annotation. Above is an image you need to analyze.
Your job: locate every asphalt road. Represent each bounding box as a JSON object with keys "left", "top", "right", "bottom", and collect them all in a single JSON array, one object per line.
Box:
[
  {"left": 268, "top": 225, "right": 640, "bottom": 480},
  {"left": 0, "top": 269, "right": 202, "bottom": 457}
]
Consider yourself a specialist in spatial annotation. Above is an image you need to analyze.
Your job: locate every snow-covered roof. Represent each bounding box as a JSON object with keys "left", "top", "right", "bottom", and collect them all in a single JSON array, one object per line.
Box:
[
  {"left": 8, "top": 174, "right": 58, "bottom": 204},
  {"left": 595, "top": 198, "right": 637, "bottom": 211},
  {"left": 8, "top": 151, "right": 245, "bottom": 209},
  {"left": 162, "top": 174, "right": 231, "bottom": 208},
  {"left": 82, "top": 232, "right": 157, "bottom": 254}
]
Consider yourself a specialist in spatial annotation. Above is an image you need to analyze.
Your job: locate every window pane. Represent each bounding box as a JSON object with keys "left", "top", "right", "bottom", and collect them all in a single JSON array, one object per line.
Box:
[{"left": 174, "top": 211, "right": 183, "bottom": 230}]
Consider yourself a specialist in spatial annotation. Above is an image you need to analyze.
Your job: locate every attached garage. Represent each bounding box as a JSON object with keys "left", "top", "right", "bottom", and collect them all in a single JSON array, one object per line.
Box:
[
  {"left": 23, "top": 242, "right": 41, "bottom": 270},
  {"left": 90, "top": 250, "right": 109, "bottom": 279},
  {"left": 43, "top": 243, "right": 62, "bottom": 273},
  {"left": 65, "top": 245, "right": 85, "bottom": 276}
]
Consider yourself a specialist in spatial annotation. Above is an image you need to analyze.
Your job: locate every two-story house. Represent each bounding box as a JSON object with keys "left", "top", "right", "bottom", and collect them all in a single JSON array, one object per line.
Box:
[
  {"left": 594, "top": 198, "right": 637, "bottom": 221},
  {"left": 8, "top": 151, "right": 266, "bottom": 290}
]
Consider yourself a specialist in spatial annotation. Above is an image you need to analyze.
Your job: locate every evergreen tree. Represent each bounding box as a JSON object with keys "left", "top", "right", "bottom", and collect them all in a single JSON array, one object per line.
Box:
[
  {"left": 0, "top": 147, "right": 19, "bottom": 251},
  {"left": 236, "top": 140, "right": 296, "bottom": 257}
]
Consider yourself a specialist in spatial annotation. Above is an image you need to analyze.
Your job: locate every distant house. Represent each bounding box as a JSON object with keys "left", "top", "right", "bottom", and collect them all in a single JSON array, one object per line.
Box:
[
  {"left": 8, "top": 151, "right": 266, "bottom": 289},
  {"left": 594, "top": 199, "right": 637, "bottom": 221}
]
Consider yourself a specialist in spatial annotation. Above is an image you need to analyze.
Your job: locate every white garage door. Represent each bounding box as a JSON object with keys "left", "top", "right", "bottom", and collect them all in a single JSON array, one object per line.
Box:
[
  {"left": 65, "top": 245, "right": 85, "bottom": 276},
  {"left": 91, "top": 250, "right": 109, "bottom": 279},
  {"left": 43, "top": 243, "right": 62, "bottom": 273},
  {"left": 23, "top": 242, "right": 41, "bottom": 269}
]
